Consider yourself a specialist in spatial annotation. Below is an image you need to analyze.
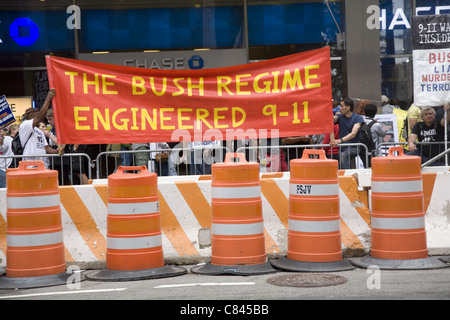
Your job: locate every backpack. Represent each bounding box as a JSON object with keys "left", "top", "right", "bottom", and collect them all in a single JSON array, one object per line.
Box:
[
  {"left": 11, "top": 132, "right": 32, "bottom": 155},
  {"left": 360, "top": 119, "right": 377, "bottom": 155}
]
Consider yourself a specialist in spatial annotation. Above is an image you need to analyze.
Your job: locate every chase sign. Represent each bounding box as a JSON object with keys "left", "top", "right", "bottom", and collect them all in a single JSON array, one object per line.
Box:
[{"left": 9, "top": 17, "right": 39, "bottom": 46}]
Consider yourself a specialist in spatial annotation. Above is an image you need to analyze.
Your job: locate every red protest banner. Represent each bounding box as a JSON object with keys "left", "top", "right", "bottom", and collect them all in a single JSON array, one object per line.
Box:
[{"left": 46, "top": 47, "right": 333, "bottom": 144}]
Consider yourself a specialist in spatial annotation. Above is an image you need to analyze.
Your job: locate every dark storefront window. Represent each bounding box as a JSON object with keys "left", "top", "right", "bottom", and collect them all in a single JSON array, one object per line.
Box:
[
  {"left": 380, "top": 0, "right": 450, "bottom": 102},
  {"left": 0, "top": 1, "right": 343, "bottom": 99}
]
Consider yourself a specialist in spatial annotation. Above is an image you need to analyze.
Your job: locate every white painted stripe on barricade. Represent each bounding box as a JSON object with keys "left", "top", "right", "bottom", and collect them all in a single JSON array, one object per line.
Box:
[
  {"left": 158, "top": 181, "right": 211, "bottom": 258},
  {"left": 371, "top": 180, "right": 423, "bottom": 193},
  {"left": 7, "top": 231, "right": 63, "bottom": 247},
  {"left": 7, "top": 194, "right": 60, "bottom": 209},
  {"left": 288, "top": 219, "right": 341, "bottom": 233},
  {"left": 60, "top": 202, "right": 98, "bottom": 263}
]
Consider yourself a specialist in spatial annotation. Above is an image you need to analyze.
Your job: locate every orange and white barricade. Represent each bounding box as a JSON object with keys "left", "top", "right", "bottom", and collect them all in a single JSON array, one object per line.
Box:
[
  {"left": 0, "top": 161, "right": 75, "bottom": 289},
  {"left": 351, "top": 147, "right": 448, "bottom": 269},
  {"left": 86, "top": 166, "right": 186, "bottom": 281},
  {"left": 192, "top": 153, "right": 276, "bottom": 275},
  {"left": 270, "top": 150, "right": 353, "bottom": 272}
]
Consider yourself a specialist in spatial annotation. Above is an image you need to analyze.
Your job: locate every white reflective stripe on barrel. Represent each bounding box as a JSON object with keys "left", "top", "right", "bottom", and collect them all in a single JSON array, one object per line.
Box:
[
  {"left": 371, "top": 180, "right": 423, "bottom": 193},
  {"left": 107, "top": 234, "right": 162, "bottom": 250},
  {"left": 211, "top": 186, "right": 261, "bottom": 199},
  {"left": 108, "top": 201, "right": 159, "bottom": 215},
  {"left": 7, "top": 194, "right": 60, "bottom": 209},
  {"left": 7, "top": 231, "right": 63, "bottom": 247},
  {"left": 289, "top": 183, "right": 339, "bottom": 196},
  {"left": 288, "top": 219, "right": 341, "bottom": 233},
  {"left": 371, "top": 216, "right": 425, "bottom": 230},
  {"left": 212, "top": 222, "right": 264, "bottom": 236}
]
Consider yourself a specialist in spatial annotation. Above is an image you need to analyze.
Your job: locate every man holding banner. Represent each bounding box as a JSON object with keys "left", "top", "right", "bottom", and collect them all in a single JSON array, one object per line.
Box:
[{"left": 19, "top": 89, "right": 63, "bottom": 167}]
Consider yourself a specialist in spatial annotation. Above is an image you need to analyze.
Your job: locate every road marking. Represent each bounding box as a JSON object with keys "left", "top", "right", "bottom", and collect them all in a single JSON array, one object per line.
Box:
[
  {"left": 154, "top": 282, "right": 255, "bottom": 289},
  {"left": 0, "top": 288, "right": 127, "bottom": 299}
]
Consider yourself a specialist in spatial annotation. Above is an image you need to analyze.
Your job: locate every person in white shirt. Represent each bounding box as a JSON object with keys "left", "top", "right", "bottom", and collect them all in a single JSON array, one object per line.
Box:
[
  {"left": 0, "top": 133, "right": 14, "bottom": 187},
  {"left": 18, "top": 88, "right": 63, "bottom": 168}
]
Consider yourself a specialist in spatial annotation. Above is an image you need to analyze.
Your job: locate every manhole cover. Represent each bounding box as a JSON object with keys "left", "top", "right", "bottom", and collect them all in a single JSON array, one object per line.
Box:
[{"left": 267, "top": 273, "right": 347, "bottom": 288}]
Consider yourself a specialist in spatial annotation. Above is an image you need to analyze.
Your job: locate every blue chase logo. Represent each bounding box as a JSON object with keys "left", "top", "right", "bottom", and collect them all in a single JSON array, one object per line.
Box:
[
  {"left": 9, "top": 17, "right": 39, "bottom": 46},
  {"left": 188, "top": 55, "right": 204, "bottom": 69}
]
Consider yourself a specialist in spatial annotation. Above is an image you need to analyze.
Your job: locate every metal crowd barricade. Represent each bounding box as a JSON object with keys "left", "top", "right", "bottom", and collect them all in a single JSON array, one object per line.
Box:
[
  {"left": 0, "top": 153, "right": 92, "bottom": 185},
  {"left": 377, "top": 141, "right": 449, "bottom": 167},
  {"left": 95, "top": 146, "right": 231, "bottom": 179},
  {"left": 236, "top": 143, "right": 369, "bottom": 170}
]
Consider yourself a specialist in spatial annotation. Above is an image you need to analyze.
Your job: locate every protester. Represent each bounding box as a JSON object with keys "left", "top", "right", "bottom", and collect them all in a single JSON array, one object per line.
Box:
[
  {"left": 330, "top": 98, "right": 364, "bottom": 169},
  {"left": 19, "top": 89, "right": 63, "bottom": 168},
  {"left": 407, "top": 103, "right": 450, "bottom": 165},
  {"left": 381, "top": 97, "right": 400, "bottom": 114},
  {"left": 355, "top": 99, "right": 370, "bottom": 116},
  {"left": 7, "top": 124, "right": 19, "bottom": 138},
  {"left": 323, "top": 123, "right": 340, "bottom": 160},
  {"left": 0, "top": 132, "right": 14, "bottom": 187},
  {"left": 361, "top": 103, "right": 391, "bottom": 167}
]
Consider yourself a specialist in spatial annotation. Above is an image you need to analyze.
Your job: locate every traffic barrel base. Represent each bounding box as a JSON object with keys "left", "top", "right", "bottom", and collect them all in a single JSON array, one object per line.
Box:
[
  {"left": 191, "top": 262, "right": 277, "bottom": 276},
  {"left": 439, "top": 256, "right": 450, "bottom": 264},
  {"left": 270, "top": 256, "right": 354, "bottom": 273},
  {"left": 0, "top": 272, "right": 81, "bottom": 290},
  {"left": 85, "top": 265, "right": 187, "bottom": 282},
  {"left": 350, "top": 256, "right": 449, "bottom": 270}
]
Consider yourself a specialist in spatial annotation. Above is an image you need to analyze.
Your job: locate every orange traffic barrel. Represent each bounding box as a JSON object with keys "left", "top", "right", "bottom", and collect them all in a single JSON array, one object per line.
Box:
[
  {"left": 350, "top": 147, "right": 448, "bottom": 270},
  {"left": 270, "top": 149, "right": 353, "bottom": 272},
  {"left": 86, "top": 166, "right": 186, "bottom": 281},
  {"left": 191, "top": 153, "right": 276, "bottom": 275},
  {"left": 0, "top": 161, "right": 74, "bottom": 289}
]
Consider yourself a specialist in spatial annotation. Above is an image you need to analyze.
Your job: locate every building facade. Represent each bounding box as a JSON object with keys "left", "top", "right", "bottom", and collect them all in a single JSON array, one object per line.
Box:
[{"left": 0, "top": 0, "right": 449, "bottom": 111}]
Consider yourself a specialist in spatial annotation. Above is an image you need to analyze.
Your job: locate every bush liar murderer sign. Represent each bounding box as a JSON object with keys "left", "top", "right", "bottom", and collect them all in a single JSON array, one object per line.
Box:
[
  {"left": 46, "top": 47, "right": 333, "bottom": 144},
  {"left": 412, "top": 14, "right": 450, "bottom": 107}
]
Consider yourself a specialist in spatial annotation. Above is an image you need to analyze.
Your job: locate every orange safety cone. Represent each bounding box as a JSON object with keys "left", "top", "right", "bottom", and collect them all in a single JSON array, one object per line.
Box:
[
  {"left": 350, "top": 147, "right": 448, "bottom": 270},
  {"left": 86, "top": 166, "right": 186, "bottom": 281},
  {"left": 0, "top": 161, "right": 76, "bottom": 289},
  {"left": 191, "top": 153, "right": 276, "bottom": 275},
  {"left": 270, "top": 150, "right": 354, "bottom": 272}
]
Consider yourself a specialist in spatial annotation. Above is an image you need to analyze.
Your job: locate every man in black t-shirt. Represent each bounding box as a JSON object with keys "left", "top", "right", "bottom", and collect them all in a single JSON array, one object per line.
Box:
[{"left": 407, "top": 104, "right": 450, "bottom": 165}]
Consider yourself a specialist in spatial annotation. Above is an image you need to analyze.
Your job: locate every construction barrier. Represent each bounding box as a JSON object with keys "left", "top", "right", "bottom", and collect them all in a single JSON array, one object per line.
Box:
[
  {"left": 0, "top": 161, "right": 75, "bottom": 289},
  {"left": 191, "top": 153, "right": 276, "bottom": 275},
  {"left": 351, "top": 148, "right": 449, "bottom": 270},
  {"left": 86, "top": 166, "right": 186, "bottom": 281},
  {"left": 270, "top": 150, "right": 354, "bottom": 272},
  {"left": 0, "top": 169, "right": 449, "bottom": 269}
]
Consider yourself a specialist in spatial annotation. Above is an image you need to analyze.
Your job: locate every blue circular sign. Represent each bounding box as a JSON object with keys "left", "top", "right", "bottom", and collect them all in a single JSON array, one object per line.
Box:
[
  {"left": 10, "top": 17, "right": 39, "bottom": 46},
  {"left": 188, "top": 55, "right": 204, "bottom": 69}
]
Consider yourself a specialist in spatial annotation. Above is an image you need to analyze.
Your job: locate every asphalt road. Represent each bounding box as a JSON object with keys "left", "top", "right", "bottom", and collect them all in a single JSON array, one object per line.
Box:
[{"left": 1, "top": 261, "right": 450, "bottom": 307}]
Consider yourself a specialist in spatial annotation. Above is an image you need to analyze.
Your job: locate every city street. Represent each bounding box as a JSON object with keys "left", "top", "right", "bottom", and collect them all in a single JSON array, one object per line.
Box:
[{"left": 1, "top": 262, "right": 449, "bottom": 304}]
